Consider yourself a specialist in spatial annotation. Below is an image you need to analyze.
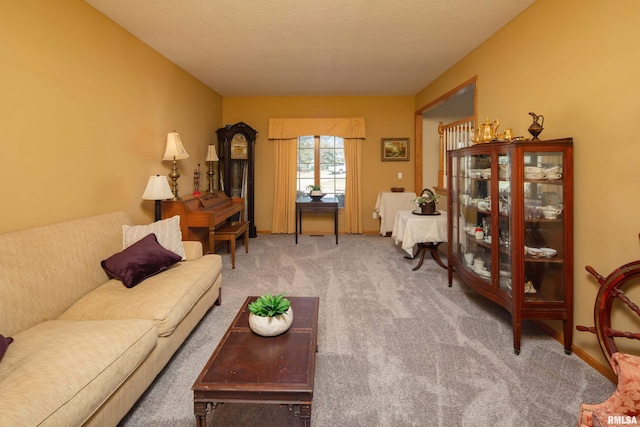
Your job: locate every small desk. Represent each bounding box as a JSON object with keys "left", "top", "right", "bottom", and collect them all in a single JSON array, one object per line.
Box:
[
  {"left": 374, "top": 191, "right": 417, "bottom": 236},
  {"left": 296, "top": 197, "right": 339, "bottom": 244},
  {"left": 392, "top": 209, "right": 448, "bottom": 270}
]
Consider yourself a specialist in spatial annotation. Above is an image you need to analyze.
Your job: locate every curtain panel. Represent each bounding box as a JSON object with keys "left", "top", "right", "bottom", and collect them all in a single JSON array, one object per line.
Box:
[
  {"left": 343, "top": 138, "right": 362, "bottom": 233},
  {"left": 270, "top": 138, "right": 298, "bottom": 234},
  {"left": 269, "top": 118, "right": 365, "bottom": 235}
]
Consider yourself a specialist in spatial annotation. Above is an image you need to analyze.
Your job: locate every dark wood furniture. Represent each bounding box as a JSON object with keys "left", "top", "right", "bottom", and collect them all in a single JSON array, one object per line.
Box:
[
  {"left": 161, "top": 191, "right": 244, "bottom": 254},
  {"left": 213, "top": 221, "right": 249, "bottom": 269},
  {"left": 413, "top": 242, "right": 447, "bottom": 270},
  {"left": 295, "top": 196, "right": 339, "bottom": 244},
  {"left": 192, "top": 296, "right": 319, "bottom": 426},
  {"left": 447, "top": 138, "right": 574, "bottom": 354},
  {"left": 217, "top": 122, "right": 258, "bottom": 237}
]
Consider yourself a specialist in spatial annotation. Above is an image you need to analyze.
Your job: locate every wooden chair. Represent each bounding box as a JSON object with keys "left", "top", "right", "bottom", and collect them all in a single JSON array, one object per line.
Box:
[{"left": 213, "top": 221, "right": 249, "bottom": 269}]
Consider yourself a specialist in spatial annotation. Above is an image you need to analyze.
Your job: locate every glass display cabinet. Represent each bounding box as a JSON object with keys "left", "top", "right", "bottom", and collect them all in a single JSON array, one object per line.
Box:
[{"left": 447, "top": 138, "right": 573, "bottom": 354}]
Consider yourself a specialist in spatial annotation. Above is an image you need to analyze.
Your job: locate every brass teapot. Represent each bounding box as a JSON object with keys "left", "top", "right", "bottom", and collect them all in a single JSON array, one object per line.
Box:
[{"left": 475, "top": 118, "right": 500, "bottom": 143}]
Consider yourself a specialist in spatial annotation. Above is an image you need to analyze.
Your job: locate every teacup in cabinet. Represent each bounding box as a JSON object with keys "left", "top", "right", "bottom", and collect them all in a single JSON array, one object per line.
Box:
[{"left": 542, "top": 205, "right": 562, "bottom": 219}]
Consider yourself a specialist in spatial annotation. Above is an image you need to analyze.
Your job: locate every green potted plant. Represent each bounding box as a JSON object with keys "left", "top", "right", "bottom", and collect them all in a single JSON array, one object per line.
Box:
[
  {"left": 248, "top": 294, "right": 293, "bottom": 337},
  {"left": 305, "top": 184, "right": 325, "bottom": 201},
  {"left": 306, "top": 184, "right": 323, "bottom": 196}
]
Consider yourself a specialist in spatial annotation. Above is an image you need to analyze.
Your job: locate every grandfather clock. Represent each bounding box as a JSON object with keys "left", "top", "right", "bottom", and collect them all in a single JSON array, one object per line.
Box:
[{"left": 216, "top": 122, "right": 257, "bottom": 237}]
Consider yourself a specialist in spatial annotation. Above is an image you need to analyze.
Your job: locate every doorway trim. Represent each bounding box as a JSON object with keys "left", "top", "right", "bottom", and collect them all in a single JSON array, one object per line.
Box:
[{"left": 414, "top": 76, "right": 477, "bottom": 193}]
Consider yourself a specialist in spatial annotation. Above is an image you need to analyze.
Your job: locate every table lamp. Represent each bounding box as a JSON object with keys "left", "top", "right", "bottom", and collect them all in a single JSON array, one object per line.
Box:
[
  {"left": 162, "top": 131, "right": 189, "bottom": 200},
  {"left": 142, "top": 175, "right": 174, "bottom": 221},
  {"left": 206, "top": 144, "right": 219, "bottom": 193}
]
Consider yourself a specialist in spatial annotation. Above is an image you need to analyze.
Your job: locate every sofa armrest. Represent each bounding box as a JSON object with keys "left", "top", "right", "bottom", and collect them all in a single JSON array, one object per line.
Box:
[{"left": 181, "top": 241, "right": 203, "bottom": 260}]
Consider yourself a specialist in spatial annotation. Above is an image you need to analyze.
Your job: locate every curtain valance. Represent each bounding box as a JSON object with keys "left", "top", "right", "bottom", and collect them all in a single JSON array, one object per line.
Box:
[{"left": 268, "top": 118, "right": 366, "bottom": 139}]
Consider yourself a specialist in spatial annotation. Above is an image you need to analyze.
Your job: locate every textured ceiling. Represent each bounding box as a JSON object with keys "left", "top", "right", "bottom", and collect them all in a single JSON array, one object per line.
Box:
[{"left": 85, "top": 0, "right": 535, "bottom": 96}]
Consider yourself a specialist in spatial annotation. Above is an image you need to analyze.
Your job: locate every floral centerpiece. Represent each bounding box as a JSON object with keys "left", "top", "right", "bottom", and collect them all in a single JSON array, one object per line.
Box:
[{"left": 414, "top": 188, "right": 439, "bottom": 214}]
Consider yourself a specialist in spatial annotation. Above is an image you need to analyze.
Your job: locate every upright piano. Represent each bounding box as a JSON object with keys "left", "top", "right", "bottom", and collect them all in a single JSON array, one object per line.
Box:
[{"left": 161, "top": 191, "right": 244, "bottom": 254}]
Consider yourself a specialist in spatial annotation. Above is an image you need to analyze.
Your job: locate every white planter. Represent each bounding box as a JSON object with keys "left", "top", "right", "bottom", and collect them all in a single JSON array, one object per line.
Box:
[
  {"left": 310, "top": 190, "right": 323, "bottom": 196},
  {"left": 248, "top": 307, "right": 293, "bottom": 337}
]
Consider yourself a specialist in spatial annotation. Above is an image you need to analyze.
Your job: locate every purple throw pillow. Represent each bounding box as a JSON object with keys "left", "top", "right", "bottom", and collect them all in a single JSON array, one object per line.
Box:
[
  {"left": 101, "top": 233, "right": 182, "bottom": 288},
  {"left": 0, "top": 334, "right": 14, "bottom": 363}
]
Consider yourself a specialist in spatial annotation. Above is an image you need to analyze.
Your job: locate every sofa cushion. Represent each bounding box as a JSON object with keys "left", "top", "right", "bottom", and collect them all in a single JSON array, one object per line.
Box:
[
  {"left": 0, "top": 335, "right": 13, "bottom": 363},
  {"left": 60, "top": 254, "right": 222, "bottom": 336},
  {"left": 0, "top": 319, "right": 157, "bottom": 427},
  {"left": 123, "top": 215, "right": 186, "bottom": 260},
  {"left": 102, "top": 233, "right": 182, "bottom": 288}
]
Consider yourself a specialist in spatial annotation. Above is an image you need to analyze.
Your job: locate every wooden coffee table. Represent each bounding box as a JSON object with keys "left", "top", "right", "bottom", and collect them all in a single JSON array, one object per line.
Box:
[{"left": 193, "top": 296, "right": 319, "bottom": 426}]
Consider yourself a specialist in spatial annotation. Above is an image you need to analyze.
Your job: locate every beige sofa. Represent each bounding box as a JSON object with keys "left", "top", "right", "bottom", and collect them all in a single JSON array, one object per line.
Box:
[{"left": 0, "top": 212, "right": 222, "bottom": 426}]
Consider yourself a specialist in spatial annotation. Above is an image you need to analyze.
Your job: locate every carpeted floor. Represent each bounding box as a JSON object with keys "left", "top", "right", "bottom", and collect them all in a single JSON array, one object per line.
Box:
[{"left": 119, "top": 233, "right": 615, "bottom": 426}]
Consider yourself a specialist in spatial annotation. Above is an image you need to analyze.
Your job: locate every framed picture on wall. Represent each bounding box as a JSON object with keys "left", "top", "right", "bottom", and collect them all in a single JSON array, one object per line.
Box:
[{"left": 381, "top": 138, "right": 410, "bottom": 161}]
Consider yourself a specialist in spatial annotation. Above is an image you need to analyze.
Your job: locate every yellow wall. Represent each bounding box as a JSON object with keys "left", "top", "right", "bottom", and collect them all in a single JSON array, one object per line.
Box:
[
  {"left": 222, "top": 96, "right": 415, "bottom": 233},
  {"left": 416, "top": 0, "right": 640, "bottom": 370},
  {"left": 0, "top": 0, "right": 222, "bottom": 232}
]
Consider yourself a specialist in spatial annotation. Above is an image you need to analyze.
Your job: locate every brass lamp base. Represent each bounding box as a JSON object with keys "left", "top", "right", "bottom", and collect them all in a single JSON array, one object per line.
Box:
[
  {"left": 168, "top": 158, "right": 181, "bottom": 200},
  {"left": 207, "top": 161, "right": 215, "bottom": 193}
]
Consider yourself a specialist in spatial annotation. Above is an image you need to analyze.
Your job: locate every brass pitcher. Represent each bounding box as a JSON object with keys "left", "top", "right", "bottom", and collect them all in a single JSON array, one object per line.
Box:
[
  {"left": 528, "top": 112, "right": 544, "bottom": 140},
  {"left": 478, "top": 118, "right": 500, "bottom": 143}
]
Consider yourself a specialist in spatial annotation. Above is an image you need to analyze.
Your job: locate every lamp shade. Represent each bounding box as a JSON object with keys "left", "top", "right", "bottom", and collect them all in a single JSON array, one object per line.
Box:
[
  {"left": 142, "top": 175, "right": 174, "bottom": 200},
  {"left": 162, "top": 132, "right": 189, "bottom": 160},
  {"left": 206, "top": 144, "right": 219, "bottom": 162}
]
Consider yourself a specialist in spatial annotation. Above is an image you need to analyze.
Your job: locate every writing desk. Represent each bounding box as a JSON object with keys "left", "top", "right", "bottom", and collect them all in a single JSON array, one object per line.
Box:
[
  {"left": 296, "top": 196, "right": 339, "bottom": 244},
  {"left": 392, "top": 209, "right": 448, "bottom": 270}
]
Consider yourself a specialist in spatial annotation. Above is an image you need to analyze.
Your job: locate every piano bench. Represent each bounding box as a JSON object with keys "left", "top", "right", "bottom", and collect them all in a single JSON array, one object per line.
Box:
[{"left": 213, "top": 221, "right": 249, "bottom": 269}]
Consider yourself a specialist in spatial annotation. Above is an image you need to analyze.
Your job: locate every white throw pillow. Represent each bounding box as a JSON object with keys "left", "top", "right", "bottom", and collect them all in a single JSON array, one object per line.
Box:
[{"left": 122, "top": 215, "right": 186, "bottom": 260}]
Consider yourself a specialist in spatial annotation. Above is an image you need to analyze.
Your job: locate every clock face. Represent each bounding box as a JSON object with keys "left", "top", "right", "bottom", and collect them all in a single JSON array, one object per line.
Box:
[{"left": 230, "top": 133, "right": 248, "bottom": 159}]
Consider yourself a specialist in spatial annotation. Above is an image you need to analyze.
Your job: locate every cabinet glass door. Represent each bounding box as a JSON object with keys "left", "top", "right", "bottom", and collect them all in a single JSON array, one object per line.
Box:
[
  {"left": 460, "top": 153, "right": 491, "bottom": 282},
  {"left": 456, "top": 155, "right": 472, "bottom": 273},
  {"left": 523, "top": 151, "right": 565, "bottom": 302},
  {"left": 497, "top": 153, "right": 512, "bottom": 296},
  {"left": 450, "top": 156, "right": 460, "bottom": 261}
]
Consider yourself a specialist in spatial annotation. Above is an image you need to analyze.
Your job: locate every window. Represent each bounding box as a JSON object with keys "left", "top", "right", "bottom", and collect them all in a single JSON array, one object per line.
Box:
[{"left": 297, "top": 135, "right": 345, "bottom": 207}]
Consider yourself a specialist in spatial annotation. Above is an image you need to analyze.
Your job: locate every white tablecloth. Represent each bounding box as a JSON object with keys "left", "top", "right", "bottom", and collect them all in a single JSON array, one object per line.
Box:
[
  {"left": 374, "top": 191, "right": 417, "bottom": 235},
  {"left": 391, "top": 210, "right": 448, "bottom": 255}
]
